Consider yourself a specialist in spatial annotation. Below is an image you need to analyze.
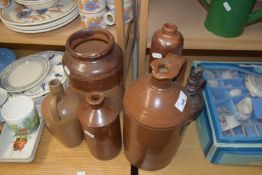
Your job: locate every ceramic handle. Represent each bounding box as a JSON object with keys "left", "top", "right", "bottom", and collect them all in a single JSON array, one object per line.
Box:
[
  {"left": 150, "top": 53, "right": 186, "bottom": 80},
  {"left": 199, "top": 0, "right": 210, "bottom": 10},
  {"left": 49, "top": 96, "right": 61, "bottom": 122},
  {"left": 104, "top": 11, "right": 115, "bottom": 26},
  {"left": 247, "top": 7, "right": 262, "bottom": 25}
]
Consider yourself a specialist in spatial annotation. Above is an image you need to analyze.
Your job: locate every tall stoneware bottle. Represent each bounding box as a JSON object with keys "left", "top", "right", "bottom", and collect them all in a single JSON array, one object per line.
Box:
[
  {"left": 78, "top": 92, "right": 122, "bottom": 160},
  {"left": 123, "top": 55, "right": 205, "bottom": 170},
  {"left": 41, "top": 79, "right": 83, "bottom": 147},
  {"left": 149, "top": 23, "right": 185, "bottom": 81},
  {"left": 63, "top": 28, "right": 124, "bottom": 113}
]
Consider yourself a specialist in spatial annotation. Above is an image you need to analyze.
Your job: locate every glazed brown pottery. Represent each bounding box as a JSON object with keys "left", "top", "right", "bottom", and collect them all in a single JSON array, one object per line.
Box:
[
  {"left": 150, "top": 23, "right": 184, "bottom": 63},
  {"left": 41, "top": 79, "right": 83, "bottom": 147},
  {"left": 78, "top": 92, "right": 122, "bottom": 160},
  {"left": 63, "top": 28, "right": 124, "bottom": 113},
  {"left": 123, "top": 55, "right": 205, "bottom": 170},
  {"left": 149, "top": 23, "right": 185, "bottom": 81}
]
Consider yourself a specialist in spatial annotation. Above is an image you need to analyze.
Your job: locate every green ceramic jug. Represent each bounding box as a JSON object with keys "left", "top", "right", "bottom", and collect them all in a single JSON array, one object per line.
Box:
[{"left": 200, "top": 0, "right": 262, "bottom": 38}]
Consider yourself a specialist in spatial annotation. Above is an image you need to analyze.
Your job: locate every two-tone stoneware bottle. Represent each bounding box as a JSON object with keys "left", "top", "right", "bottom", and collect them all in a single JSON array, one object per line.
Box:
[
  {"left": 78, "top": 92, "right": 122, "bottom": 160},
  {"left": 41, "top": 79, "right": 83, "bottom": 147},
  {"left": 63, "top": 28, "right": 124, "bottom": 113},
  {"left": 149, "top": 23, "right": 185, "bottom": 81},
  {"left": 149, "top": 23, "right": 184, "bottom": 65},
  {"left": 123, "top": 55, "right": 205, "bottom": 170}
]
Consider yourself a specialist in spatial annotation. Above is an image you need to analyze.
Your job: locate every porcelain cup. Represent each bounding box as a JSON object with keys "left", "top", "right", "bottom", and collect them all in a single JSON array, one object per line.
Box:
[
  {"left": 78, "top": 0, "right": 106, "bottom": 13},
  {"left": 105, "top": 1, "right": 133, "bottom": 25},
  {"left": 79, "top": 8, "right": 107, "bottom": 29},
  {"left": 1, "top": 96, "right": 40, "bottom": 134},
  {"left": 0, "top": 0, "right": 9, "bottom": 8}
]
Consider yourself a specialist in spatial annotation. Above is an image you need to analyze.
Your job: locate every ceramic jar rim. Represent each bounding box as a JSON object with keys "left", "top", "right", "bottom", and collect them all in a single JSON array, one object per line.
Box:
[{"left": 65, "top": 28, "right": 115, "bottom": 60}]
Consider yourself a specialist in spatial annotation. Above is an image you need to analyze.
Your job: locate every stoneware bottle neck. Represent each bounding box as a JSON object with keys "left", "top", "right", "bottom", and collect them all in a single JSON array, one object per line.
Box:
[
  {"left": 162, "top": 23, "right": 178, "bottom": 35},
  {"left": 86, "top": 92, "right": 105, "bottom": 110},
  {"left": 150, "top": 53, "right": 186, "bottom": 89},
  {"left": 48, "top": 79, "right": 65, "bottom": 100}
]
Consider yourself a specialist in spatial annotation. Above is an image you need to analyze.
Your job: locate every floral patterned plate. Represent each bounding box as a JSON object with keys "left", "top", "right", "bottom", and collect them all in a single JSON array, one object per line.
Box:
[
  {"left": 0, "top": 55, "right": 50, "bottom": 93},
  {"left": 10, "top": 51, "right": 67, "bottom": 99},
  {"left": 0, "top": 0, "right": 76, "bottom": 26},
  {"left": 4, "top": 9, "right": 78, "bottom": 33},
  {"left": 0, "top": 106, "right": 44, "bottom": 163}
]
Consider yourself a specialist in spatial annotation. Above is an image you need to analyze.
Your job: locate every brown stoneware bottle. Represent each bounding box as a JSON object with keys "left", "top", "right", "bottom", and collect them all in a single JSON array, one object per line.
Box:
[
  {"left": 149, "top": 23, "right": 184, "bottom": 64},
  {"left": 63, "top": 28, "right": 124, "bottom": 113},
  {"left": 41, "top": 79, "right": 83, "bottom": 147},
  {"left": 149, "top": 23, "right": 185, "bottom": 81},
  {"left": 78, "top": 92, "right": 122, "bottom": 160},
  {"left": 123, "top": 55, "right": 205, "bottom": 170}
]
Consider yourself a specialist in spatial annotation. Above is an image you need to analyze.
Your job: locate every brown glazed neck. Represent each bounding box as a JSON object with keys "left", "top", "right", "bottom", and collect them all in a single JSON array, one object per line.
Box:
[
  {"left": 85, "top": 92, "right": 105, "bottom": 110},
  {"left": 162, "top": 23, "right": 177, "bottom": 35},
  {"left": 150, "top": 54, "right": 186, "bottom": 89},
  {"left": 48, "top": 79, "right": 65, "bottom": 100},
  {"left": 65, "top": 28, "right": 114, "bottom": 60}
]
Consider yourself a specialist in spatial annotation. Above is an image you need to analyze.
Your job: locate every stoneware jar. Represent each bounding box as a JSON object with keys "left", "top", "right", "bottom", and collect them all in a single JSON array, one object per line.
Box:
[
  {"left": 78, "top": 92, "right": 122, "bottom": 160},
  {"left": 149, "top": 23, "right": 184, "bottom": 68},
  {"left": 63, "top": 28, "right": 124, "bottom": 113},
  {"left": 123, "top": 55, "right": 205, "bottom": 170},
  {"left": 41, "top": 79, "right": 83, "bottom": 147}
]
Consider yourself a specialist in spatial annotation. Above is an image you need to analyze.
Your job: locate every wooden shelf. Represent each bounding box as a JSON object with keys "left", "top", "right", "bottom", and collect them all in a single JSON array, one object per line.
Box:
[
  {"left": 147, "top": 0, "right": 262, "bottom": 51},
  {"left": 0, "top": 17, "right": 130, "bottom": 47},
  {"left": 1, "top": 122, "right": 262, "bottom": 175}
]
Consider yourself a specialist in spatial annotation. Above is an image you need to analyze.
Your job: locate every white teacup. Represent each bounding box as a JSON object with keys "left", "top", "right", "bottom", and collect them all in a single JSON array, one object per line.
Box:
[
  {"left": 79, "top": 8, "right": 107, "bottom": 29},
  {"left": 105, "top": 2, "right": 133, "bottom": 25},
  {"left": 1, "top": 96, "right": 39, "bottom": 134},
  {"left": 78, "top": 0, "right": 106, "bottom": 13}
]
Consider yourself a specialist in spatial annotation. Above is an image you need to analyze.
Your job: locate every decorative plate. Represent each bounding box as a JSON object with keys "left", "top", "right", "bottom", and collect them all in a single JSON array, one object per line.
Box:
[
  {"left": 0, "top": 0, "right": 76, "bottom": 26},
  {"left": 0, "top": 107, "right": 44, "bottom": 163},
  {"left": 0, "top": 55, "right": 50, "bottom": 93},
  {"left": 4, "top": 9, "right": 78, "bottom": 33},
  {"left": 19, "top": 51, "right": 67, "bottom": 99},
  {"left": 0, "top": 48, "right": 16, "bottom": 73}
]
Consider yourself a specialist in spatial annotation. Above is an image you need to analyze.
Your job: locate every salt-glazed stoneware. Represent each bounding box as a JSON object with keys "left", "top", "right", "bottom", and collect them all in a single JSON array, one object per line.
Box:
[
  {"left": 41, "top": 79, "right": 83, "bottom": 147},
  {"left": 78, "top": 92, "right": 122, "bottom": 160},
  {"left": 63, "top": 28, "right": 124, "bottom": 113},
  {"left": 123, "top": 54, "right": 205, "bottom": 170},
  {"left": 149, "top": 23, "right": 184, "bottom": 70}
]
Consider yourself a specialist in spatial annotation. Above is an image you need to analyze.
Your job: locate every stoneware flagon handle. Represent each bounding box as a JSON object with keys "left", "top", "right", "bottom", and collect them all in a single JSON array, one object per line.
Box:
[{"left": 150, "top": 53, "right": 186, "bottom": 80}]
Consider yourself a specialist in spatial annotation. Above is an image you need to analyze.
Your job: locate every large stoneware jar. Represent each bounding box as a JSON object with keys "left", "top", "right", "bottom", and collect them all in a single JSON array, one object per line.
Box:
[
  {"left": 123, "top": 55, "right": 204, "bottom": 170},
  {"left": 63, "top": 28, "right": 124, "bottom": 113}
]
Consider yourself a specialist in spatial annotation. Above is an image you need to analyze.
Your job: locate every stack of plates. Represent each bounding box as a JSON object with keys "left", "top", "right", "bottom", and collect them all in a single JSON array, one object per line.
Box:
[
  {"left": 15, "top": 0, "right": 59, "bottom": 10},
  {"left": 0, "top": 0, "right": 78, "bottom": 33},
  {"left": 0, "top": 51, "right": 67, "bottom": 99}
]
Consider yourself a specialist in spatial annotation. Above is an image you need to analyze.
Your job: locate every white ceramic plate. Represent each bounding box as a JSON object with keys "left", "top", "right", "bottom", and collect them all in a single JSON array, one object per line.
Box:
[
  {"left": 0, "top": 0, "right": 76, "bottom": 26},
  {"left": 0, "top": 55, "right": 50, "bottom": 93},
  {"left": 4, "top": 9, "right": 78, "bottom": 33},
  {"left": 3, "top": 10, "right": 79, "bottom": 33},
  {"left": 0, "top": 109, "right": 44, "bottom": 163},
  {"left": 10, "top": 51, "right": 67, "bottom": 99}
]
